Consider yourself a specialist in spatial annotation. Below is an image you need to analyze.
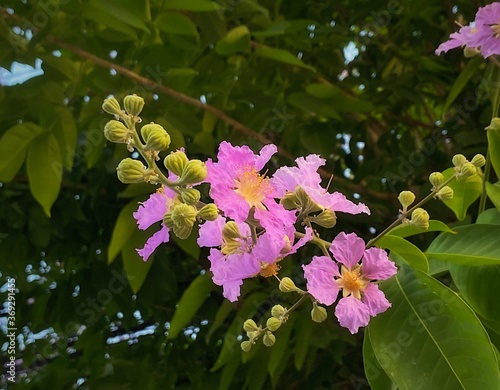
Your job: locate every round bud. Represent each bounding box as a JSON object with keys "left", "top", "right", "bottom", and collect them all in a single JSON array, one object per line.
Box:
[
  {"left": 311, "top": 304, "right": 328, "bottom": 323},
  {"left": 310, "top": 209, "right": 337, "bottom": 228},
  {"left": 429, "top": 172, "right": 444, "bottom": 189},
  {"left": 279, "top": 277, "right": 299, "bottom": 293},
  {"left": 141, "top": 123, "right": 171, "bottom": 151},
  {"left": 164, "top": 151, "right": 189, "bottom": 176},
  {"left": 436, "top": 186, "right": 454, "bottom": 201},
  {"left": 102, "top": 97, "right": 122, "bottom": 116},
  {"left": 104, "top": 120, "right": 132, "bottom": 143},
  {"left": 471, "top": 154, "right": 486, "bottom": 168},
  {"left": 163, "top": 211, "right": 175, "bottom": 229},
  {"left": 266, "top": 317, "right": 282, "bottom": 332},
  {"left": 198, "top": 204, "right": 219, "bottom": 221},
  {"left": 178, "top": 159, "right": 207, "bottom": 185},
  {"left": 241, "top": 340, "right": 252, "bottom": 352},
  {"left": 459, "top": 162, "right": 477, "bottom": 179},
  {"left": 464, "top": 47, "right": 480, "bottom": 58},
  {"left": 280, "top": 191, "right": 300, "bottom": 210},
  {"left": 243, "top": 319, "right": 260, "bottom": 333},
  {"left": 262, "top": 331, "right": 276, "bottom": 347},
  {"left": 411, "top": 208, "right": 430, "bottom": 230},
  {"left": 173, "top": 225, "right": 192, "bottom": 240},
  {"left": 452, "top": 154, "right": 467, "bottom": 169},
  {"left": 116, "top": 158, "right": 147, "bottom": 184},
  {"left": 123, "top": 94, "right": 145, "bottom": 117},
  {"left": 222, "top": 221, "right": 242, "bottom": 241},
  {"left": 271, "top": 304, "right": 286, "bottom": 319},
  {"left": 180, "top": 188, "right": 201, "bottom": 205},
  {"left": 486, "top": 117, "right": 500, "bottom": 131},
  {"left": 170, "top": 203, "right": 197, "bottom": 229},
  {"left": 398, "top": 191, "right": 416, "bottom": 209}
]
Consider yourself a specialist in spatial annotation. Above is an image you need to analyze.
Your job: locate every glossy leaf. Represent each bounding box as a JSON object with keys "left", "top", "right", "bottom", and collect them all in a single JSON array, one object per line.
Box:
[
  {"left": 488, "top": 126, "right": 500, "bottom": 179},
  {"left": 121, "top": 229, "right": 155, "bottom": 294},
  {"left": 216, "top": 25, "right": 250, "bottom": 55},
  {"left": 477, "top": 208, "right": 500, "bottom": 225},
  {"left": 108, "top": 200, "right": 142, "bottom": 264},
  {"left": 377, "top": 234, "right": 429, "bottom": 272},
  {"left": 388, "top": 220, "right": 454, "bottom": 238},
  {"left": 442, "top": 167, "right": 482, "bottom": 220},
  {"left": 164, "top": 0, "right": 222, "bottom": 11},
  {"left": 363, "top": 330, "right": 396, "bottom": 390},
  {"left": 486, "top": 181, "right": 500, "bottom": 213},
  {"left": 255, "top": 46, "right": 316, "bottom": 71},
  {"left": 156, "top": 12, "right": 200, "bottom": 38}
]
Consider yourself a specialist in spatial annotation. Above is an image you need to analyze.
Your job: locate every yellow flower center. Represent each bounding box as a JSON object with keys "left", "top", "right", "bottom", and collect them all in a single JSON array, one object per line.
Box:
[
  {"left": 234, "top": 165, "right": 272, "bottom": 207},
  {"left": 259, "top": 262, "right": 280, "bottom": 278},
  {"left": 491, "top": 23, "right": 500, "bottom": 38},
  {"left": 336, "top": 265, "right": 370, "bottom": 300}
]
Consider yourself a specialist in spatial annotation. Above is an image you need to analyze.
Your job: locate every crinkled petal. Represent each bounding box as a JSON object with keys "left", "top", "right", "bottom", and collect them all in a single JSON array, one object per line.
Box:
[
  {"left": 133, "top": 192, "right": 168, "bottom": 230},
  {"left": 310, "top": 190, "right": 371, "bottom": 215},
  {"left": 256, "top": 200, "right": 296, "bottom": 234},
  {"left": 136, "top": 224, "right": 170, "bottom": 262},
  {"left": 271, "top": 166, "right": 300, "bottom": 197},
  {"left": 197, "top": 216, "right": 226, "bottom": 248},
  {"left": 362, "top": 247, "right": 398, "bottom": 280},
  {"left": 330, "top": 232, "right": 365, "bottom": 269},
  {"left": 303, "top": 256, "right": 340, "bottom": 306},
  {"left": 292, "top": 227, "right": 313, "bottom": 253},
  {"left": 255, "top": 144, "right": 277, "bottom": 171},
  {"left": 335, "top": 296, "right": 371, "bottom": 334},
  {"left": 363, "top": 284, "right": 392, "bottom": 317}
]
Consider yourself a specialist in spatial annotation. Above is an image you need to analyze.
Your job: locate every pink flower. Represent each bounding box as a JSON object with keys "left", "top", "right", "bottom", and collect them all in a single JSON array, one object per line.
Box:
[
  {"left": 271, "top": 154, "right": 370, "bottom": 215},
  {"left": 133, "top": 186, "right": 176, "bottom": 261},
  {"left": 205, "top": 141, "right": 296, "bottom": 229},
  {"left": 303, "top": 232, "right": 397, "bottom": 334}
]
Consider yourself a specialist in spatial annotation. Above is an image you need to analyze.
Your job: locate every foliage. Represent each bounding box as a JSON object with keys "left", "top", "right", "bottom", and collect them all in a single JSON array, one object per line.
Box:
[{"left": 1, "top": 0, "right": 500, "bottom": 389}]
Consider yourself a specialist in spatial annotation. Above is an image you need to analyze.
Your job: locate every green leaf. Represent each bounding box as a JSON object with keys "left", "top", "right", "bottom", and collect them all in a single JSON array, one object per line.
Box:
[
  {"left": 288, "top": 92, "right": 341, "bottom": 119},
  {"left": 0, "top": 122, "right": 45, "bottom": 182},
  {"left": 268, "top": 316, "right": 294, "bottom": 383},
  {"left": 377, "top": 235, "right": 429, "bottom": 272},
  {"left": 442, "top": 167, "right": 482, "bottom": 220},
  {"left": 487, "top": 126, "right": 500, "bottom": 179},
  {"left": 218, "top": 349, "right": 241, "bottom": 390},
  {"left": 164, "top": 0, "right": 222, "bottom": 11},
  {"left": 369, "top": 266, "right": 500, "bottom": 389},
  {"left": 156, "top": 12, "right": 200, "bottom": 38},
  {"left": 293, "top": 310, "right": 314, "bottom": 371},
  {"left": 172, "top": 225, "right": 200, "bottom": 259},
  {"left": 363, "top": 330, "right": 396, "bottom": 390},
  {"left": 168, "top": 273, "right": 214, "bottom": 339},
  {"left": 206, "top": 300, "right": 235, "bottom": 342},
  {"left": 426, "top": 224, "right": 500, "bottom": 266},
  {"left": 305, "top": 83, "right": 341, "bottom": 99},
  {"left": 89, "top": 0, "right": 149, "bottom": 32},
  {"left": 486, "top": 181, "right": 500, "bottom": 213},
  {"left": 108, "top": 200, "right": 141, "bottom": 264},
  {"left": 51, "top": 107, "right": 78, "bottom": 170},
  {"left": 477, "top": 208, "right": 500, "bottom": 225},
  {"left": 388, "top": 220, "right": 454, "bottom": 238},
  {"left": 122, "top": 229, "right": 155, "bottom": 294},
  {"left": 255, "top": 46, "right": 316, "bottom": 72},
  {"left": 26, "top": 133, "right": 62, "bottom": 217},
  {"left": 215, "top": 26, "right": 250, "bottom": 55}
]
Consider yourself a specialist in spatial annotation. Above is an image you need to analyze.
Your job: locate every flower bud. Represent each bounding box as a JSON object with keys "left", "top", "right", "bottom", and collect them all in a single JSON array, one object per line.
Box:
[
  {"left": 141, "top": 123, "right": 171, "bottom": 151},
  {"left": 464, "top": 47, "right": 480, "bottom": 58},
  {"left": 198, "top": 204, "right": 219, "bottom": 221},
  {"left": 436, "top": 186, "right": 454, "bottom": 201},
  {"left": 410, "top": 208, "right": 429, "bottom": 230},
  {"left": 116, "top": 158, "right": 147, "bottom": 184},
  {"left": 310, "top": 209, "right": 337, "bottom": 228},
  {"left": 178, "top": 159, "right": 207, "bottom": 185},
  {"left": 452, "top": 154, "right": 467, "bottom": 169},
  {"left": 222, "top": 221, "right": 242, "bottom": 241},
  {"left": 180, "top": 188, "right": 201, "bottom": 205},
  {"left": 164, "top": 151, "right": 189, "bottom": 177},
  {"left": 262, "top": 331, "right": 276, "bottom": 347},
  {"left": 123, "top": 94, "right": 145, "bottom": 117},
  {"left": 170, "top": 203, "right": 197, "bottom": 229},
  {"left": 243, "top": 319, "right": 260, "bottom": 333},
  {"left": 459, "top": 162, "right": 477, "bottom": 179},
  {"left": 173, "top": 225, "right": 192, "bottom": 240},
  {"left": 104, "top": 120, "right": 132, "bottom": 143},
  {"left": 311, "top": 303, "right": 327, "bottom": 323},
  {"left": 102, "top": 97, "right": 122, "bottom": 116},
  {"left": 429, "top": 172, "right": 444, "bottom": 189},
  {"left": 266, "top": 317, "right": 282, "bottom": 332},
  {"left": 241, "top": 340, "right": 252, "bottom": 352},
  {"left": 398, "top": 191, "right": 415, "bottom": 209},
  {"left": 271, "top": 304, "right": 286, "bottom": 319},
  {"left": 280, "top": 191, "right": 300, "bottom": 210},
  {"left": 163, "top": 211, "right": 175, "bottom": 229},
  {"left": 279, "top": 277, "right": 299, "bottom": 293},
  {"left": 221, "top": 240, "right": 242, "bottom": 255},
  {"left": 471, "top": 154, "right": 486, "bottom": 168},
  {"left": 486, "top": 117, "right": 500, "bottom": 131}
]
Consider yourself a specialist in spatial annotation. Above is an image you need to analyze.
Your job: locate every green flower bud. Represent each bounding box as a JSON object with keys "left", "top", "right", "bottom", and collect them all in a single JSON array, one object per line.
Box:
[
  {"left": 486, "top": 117, "right": 500, "bottom": 131},
  {"left": 222, "top": 221, "right": 242, "bottom": 241},
  {"left": 262, "top": 331, "right": 276, "bottom": 347},
  {"left": 311, "top": 303, "right": 328, "bottom": 323},
  {"left": 452, "top": 154, "right": 467, "bottom": 169},
  {"left": 123, "top": 94, "right": 145, "bottom": 117},
  {"left": 471, "top": 154, "right": 486, "bottom": 168},
  {"left": 411, "top": 208, "right": 429, "bottom": 230},
  {"left": 116, "top": 158, "right": 147, "bottom": 184},
  {"left": 398, "top": 191, "right": 415, "bottom": 209},
  {"left": 279, "top": 277, "right": 299, "bottom": 293},
  {"left": 271, "top": 304, "right": 286, "bottom": 319},
  {"left": 163, "top": 211, "right": 175, "bottom": 229},
  {"left": 459, "top": 162, "right": 477, "bottom": 179},
  {"left": 266, "top": 317, "right": 282, "bottom": 332},
  {"left": 180, "top": 188, "right": 201, "bottom": 205},
  {"left": 280, "top": 191, "right": 300, "bottom": 210},
  {"left": 141, "top": 123, "right": 171, "bottom": 152},
  {"left": 310, "top": 209, "right": 337, "bottom": 228},
  {"left": 173, "top": 225, "right": 192, "bottom": 240},
  {"left": 464, "top": 47, "right": 480, "bottom": 58},
  {"left": 436, "top": 186, "right": 454, "bottom": 201},
  {"left": 221, "top": 240, "right": 242, "bottom": 255},
  {"left": 170, "top": 203, "right": 197, "bottom": 229},
  {"left": 164, "top": 151, "right": 189, "bottom": 176},
  {"left": 241, "top": 340, "right": 252, "bottom": 352},
  {"left": 429, "top": 172, "right": 444, "bottom": 189},
  {"left": 178, "top": 159, "right": 207, "bottom": 185},
  {"left": 198, "top": 204, "right": 219, "bottom": 221},
  {"left": 104, "top": 120, "right": 132, "bottom": 143},
  {"left": 243, "top": 319, "right": 260, "bottom": 333},
  {"left": 102, "top": 97, "right": 122, "bottom": 116}
]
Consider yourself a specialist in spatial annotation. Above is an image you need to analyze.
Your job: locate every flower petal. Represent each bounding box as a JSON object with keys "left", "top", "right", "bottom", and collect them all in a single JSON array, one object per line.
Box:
[
  {"left": 197, "top": 216, "right": 226, "bottom": 248},
  {"left": 330, "top": 232, "right": 365, "bottom": 269},
  {"left": 136, "top": 224, "right": 170, "bottom": 262},
  {"left": 255, "top": 144, "right": 277, "bottom": 171},
  {"left": 133, "top": 192, "right": 168, "bottom": 230},
  {"left": 334, "top": 296, "right": 371, "bottom": 334},
  {"left": 303, "top": 256, "right": 340, "bottom": 306},
  {"left": 362, "top": 247, "right": 398, "bottom": 280},
  {"left": 363, "top": 284, "right": 392, "bottom": 317}
]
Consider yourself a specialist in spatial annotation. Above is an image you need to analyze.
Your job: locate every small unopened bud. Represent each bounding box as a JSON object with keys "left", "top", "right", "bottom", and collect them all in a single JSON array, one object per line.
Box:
[
  {"left": 104, "top": 120, "right": 132, "bottom": 143},
  {"left": 459, "top": 162, "right": 477, "bottom": 179},
  {"left": 262, "top": 331, "right": 276, "bottom": 347},
  {"left": 198, "top": 204, "right": 219, "bottom": 221},
  {"left": 164, "top": 151, "right": 189, "bottom": 176},
  {"left": 411, "top": 208, "right": 429, "bottom": 230},
  {"left": 279, "top": 277, "right": 299, "bottom": 293},
  {"left": 222, "top": 221, "right": 241, "bottom": 241},
  {"left": 173, "top": 225, "right": 192, "bottom": 239},
  {"left": 178, "top": 159, "right": 207, "bottom": 185},
  {"left": 266, "top": 317, "right": 282, "bottom": 332},
  {"left": 123, "top": 94, "right": 145, "bottom": 117},
  {"left": 180, "top": 188, "right": 201, "bottom": 205},
  {"left": 310, "top": 209, "right": 337, "bottom": 228},
  {"left": 271, "top": 304, "right": 286, "bottom": 318},
  {"left": 116, "top": 158, "right": 147, "bottom": 183},
  {"left": 241, "top": 340, "right": 252, "bottom": 352},
  {"left": 398, "top": 191, "right": 415, "bottom": 209},
  {"left": 452, "top": 154, "right": 467, "bottom": 169},
  {"left": 429, "top": 172, "right": 444, "bottom": 189},
  {"left": 464, "top": 47, "right": 480, "bottom": 58},
  {"left": 102, "top": 97, "right": 122, "bottom": 116},
  {"left": 243, "top": 319, "right": 260, "bottom": 333},
  {"left": 436, "top": 186, "right": 454, "bottom": 201},
  {"left": 141, "top": 123, "right": 171, "bottom": 151},
  {"left": 163, "top": 211, "right": 174, "bottom": 229},
  {"left": 170, "top": 203, "right": 197, "bottom": 229},
  {"left": 471, "top": 154, "right": 486, "bottom": 168},
  {"left": 486, "top": 117, "right": 500, "bottom": 131},
  {"left": 280, "top": 191, "right": 300, "bottom": 210},
  {"left": 311, "top": 303, "right": 328, "bottom": 323}
]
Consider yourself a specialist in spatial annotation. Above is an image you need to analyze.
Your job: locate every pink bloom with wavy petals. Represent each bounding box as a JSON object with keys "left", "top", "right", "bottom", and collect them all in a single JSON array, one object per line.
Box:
[
  {"left": 303, "top": 232, "right": 397, "bottom": 334},
  {"left": 272, "top": 154, "right": 370, "bottom": 215},
  {"left": 133, "top": 186, "right": 176, "bottom": 261}
]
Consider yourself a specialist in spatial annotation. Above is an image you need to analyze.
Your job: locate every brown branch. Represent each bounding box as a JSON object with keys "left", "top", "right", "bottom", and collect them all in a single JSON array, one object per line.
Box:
[{"left": 1, "top": 7, "right": 396, "bottom": 201}]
